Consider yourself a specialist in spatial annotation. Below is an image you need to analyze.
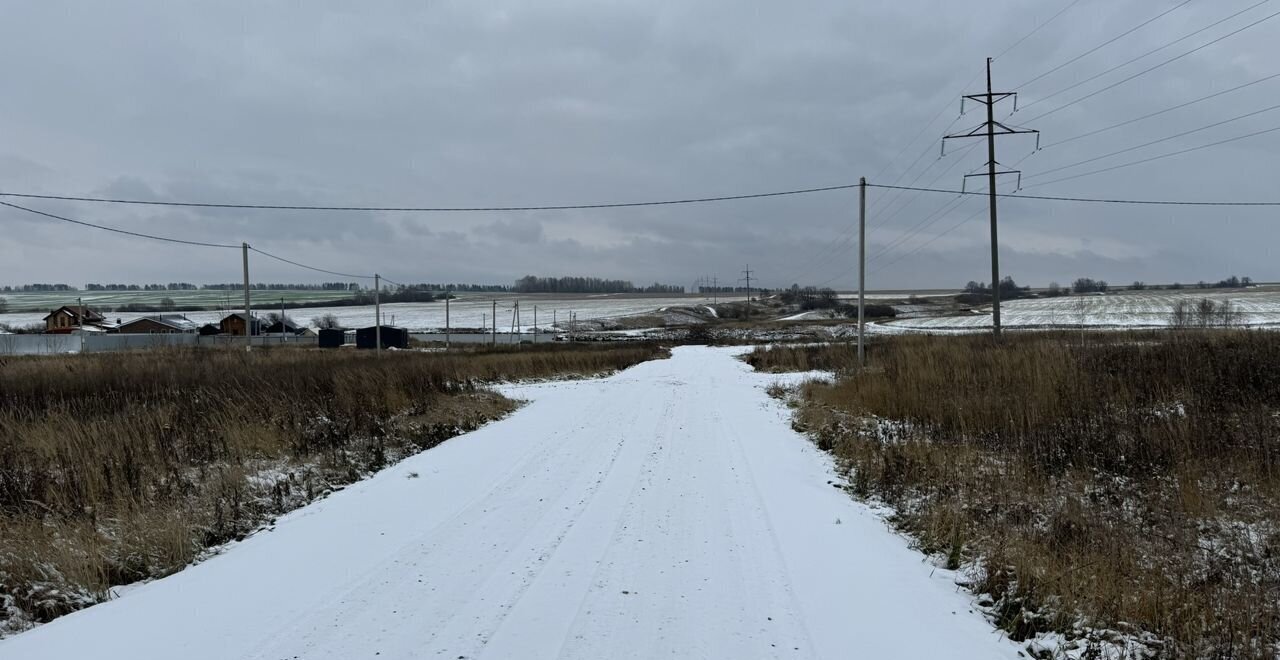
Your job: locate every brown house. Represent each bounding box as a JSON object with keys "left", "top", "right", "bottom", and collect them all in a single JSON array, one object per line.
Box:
[
  {"left": 117, "top": 315, "right": 199, "bottom": 334},
  {"left": 219, "top": 313, "right": 262, "bottom": 336},
  {"left": 43, "top": 305, "right": 110, "bottom": 334}
]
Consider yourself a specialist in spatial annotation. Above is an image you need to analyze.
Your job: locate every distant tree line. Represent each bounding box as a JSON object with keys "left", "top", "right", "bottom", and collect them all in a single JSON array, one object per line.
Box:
[
  {"left": 513, "top": 276, "right": 683, "bottom": 294},
  {"left": 1061, "top": 275, "right": 1252, "bottom": 294},
  {"left": 1, "top": 284, "right": 74, "bottom": 292},
  {"left": 699, "top": 286, "right": 775, "bottom": 294},
  {"left": 961, "top": 277, "right": 1030, "bottom": 302}
]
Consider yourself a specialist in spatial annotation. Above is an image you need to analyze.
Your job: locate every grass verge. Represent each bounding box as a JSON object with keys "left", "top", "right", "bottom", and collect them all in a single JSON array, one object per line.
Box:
[
  {"left": 763, "top": 333, "right": 1280, "bottom": 658},
  {"left": 0, "top": 342, "right": 666, "bottom": 634}
]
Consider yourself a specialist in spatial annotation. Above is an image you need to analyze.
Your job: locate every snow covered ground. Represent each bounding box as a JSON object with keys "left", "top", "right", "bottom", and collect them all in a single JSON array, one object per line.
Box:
[
  {"left": 0, "top": 347, "right": 1018, "bottom": 660},
  {"left": 0, "top": 293, "right": 741, "bottom": 332},
  {"left": 878, "top": 289, "right": 1280, "bottom": 332}
]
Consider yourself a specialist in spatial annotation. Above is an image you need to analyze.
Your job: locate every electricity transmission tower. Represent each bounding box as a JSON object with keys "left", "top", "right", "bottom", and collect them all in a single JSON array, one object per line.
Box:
[{"left": 942, "top": 57, "right": 1040, "bottom": 340}]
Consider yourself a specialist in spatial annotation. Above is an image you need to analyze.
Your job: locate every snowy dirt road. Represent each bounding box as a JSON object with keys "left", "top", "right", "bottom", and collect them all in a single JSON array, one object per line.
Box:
[{"left": 1, "top": 346, "right": 1018, "bottom": 660}]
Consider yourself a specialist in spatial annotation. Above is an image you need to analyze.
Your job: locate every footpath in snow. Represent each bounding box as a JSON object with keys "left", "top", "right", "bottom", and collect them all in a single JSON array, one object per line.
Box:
[{"left": 0, "top": 346, "right": 1018, "bottom": 660}]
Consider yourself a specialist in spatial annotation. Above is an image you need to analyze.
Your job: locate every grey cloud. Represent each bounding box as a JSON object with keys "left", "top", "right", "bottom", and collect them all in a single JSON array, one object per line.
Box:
[{"left": 0, "top": 0, "right": 1275, "bottom": 290}]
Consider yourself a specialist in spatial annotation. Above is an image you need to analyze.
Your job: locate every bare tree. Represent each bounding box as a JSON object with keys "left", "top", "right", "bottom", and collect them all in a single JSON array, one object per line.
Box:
[
  {"left": 311, "top": 313, "right": 342, "bottom": 330},
  {"left": 1170, "top": 299, "right": 1193, "bottom": 329}
]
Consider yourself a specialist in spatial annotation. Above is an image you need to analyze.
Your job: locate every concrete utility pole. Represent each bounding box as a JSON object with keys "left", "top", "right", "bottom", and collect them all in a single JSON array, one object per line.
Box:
[
  {"left": 510, "top": 301, "right": 518, "bottom": 343},
  {"left": 374, "top": 274, "right": 382, "bottom": 357},
  {"left": 943, "top": 58, "right": 1040, "bottom": 341},
  {"left": 491, "top": 300, "right": 497, "bottom": 346},
  {"left": 712, "top": 276, "right": 718, "bottom": 305},
  {"left": 858, "top": 177, "right": 866, "bottom": 368},
  {"left": 77, "top": 296, "right": 84, "bottom": 352},
  {"left": 741, "top": 266, "right": 753, "bottom": 320},
  {"left": 445, "top": 293, "right": 451, "bottom": 349},
  {"left": 242, "top": 242, "right": 252, "bottom": 351},
  {"left": 280, "top": 297, "right": 286, "bottom": 343}
]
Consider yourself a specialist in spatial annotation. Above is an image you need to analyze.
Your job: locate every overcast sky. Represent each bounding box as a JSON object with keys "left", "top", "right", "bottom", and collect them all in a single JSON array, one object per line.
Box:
[{"left": 0, "top": 0, "right": 1275, "bottom": 290}]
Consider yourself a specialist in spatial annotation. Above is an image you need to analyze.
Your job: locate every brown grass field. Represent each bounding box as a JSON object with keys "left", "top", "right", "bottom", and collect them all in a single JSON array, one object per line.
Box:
[
  {"left": 750, "top": 332, "right": 1280, "bottom": 658},
  {"left": 0, "top": 342, "right": 666, "bottom": 632}
]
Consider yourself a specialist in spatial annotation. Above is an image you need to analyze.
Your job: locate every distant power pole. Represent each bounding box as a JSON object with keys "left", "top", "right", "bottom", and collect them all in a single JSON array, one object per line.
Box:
[
  {"left": 491, "top": 300, "right": 497, "bottom": 346},
  {"left": 858, "top": 177, "right": 866, "bottom": 367},
  {"left": 943, "top": 57, "right": 1040, "bottom": 341},
  {"left": 740, "top": 266, "right": 753, "bottom": 320},
  {"left": 374, "top": 274, "right": 382, "bottom": 356},
  {"left": 712, "top": 276, "right": 718, "bottom": 305}
]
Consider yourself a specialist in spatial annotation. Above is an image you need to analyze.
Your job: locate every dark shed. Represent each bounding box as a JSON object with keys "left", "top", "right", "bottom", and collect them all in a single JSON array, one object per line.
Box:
[
  {"left": 356, "top": 325, "right": 408, "bottom": 349},
  {"left": 318, "top": 328, "right": 346, "bottom": 348}
]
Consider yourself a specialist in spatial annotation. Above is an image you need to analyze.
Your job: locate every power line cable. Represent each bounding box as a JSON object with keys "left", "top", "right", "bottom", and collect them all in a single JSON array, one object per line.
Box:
[
  {"left": 1022, "top": 3, "right": 1280, "bottom": 122},
  {"left": 1019, "top": 0, "right": 1270, "bottom": 113},
  {"left": 870, "top": 204, "right": 990, "bottom": 276},
  {"left": 1023, "top": 123, "right": 1280, "bottom": 188},
  {"left": 867, "top": 175, "right": 1280, "bottom": 204},
  {"left": 0, "top": 200, "right": 241, "bottom": 248},
  {"left": 1041, "top": 71, "right": 1280, "bottom": 149},
  {"left": 0, "top": 183, "right": 860, "bottom": 213},
  {"left": 779, "top": 140, "right": 981, "bottom": 287},
  {"left": 995, "top": 0, "right": 1086, "bottom": 61},
  {"left": 1027, "top": 101, "right": 1280, "bottom": 179},
  {"left": 247, "top": 247, "right": 375, "bottom": 280},
  {"left": 1015, "top": 0, "right": 1196, "bottom": 89},
  {"left": 867, "top": 192, "right": 974, "bottom": 265}
]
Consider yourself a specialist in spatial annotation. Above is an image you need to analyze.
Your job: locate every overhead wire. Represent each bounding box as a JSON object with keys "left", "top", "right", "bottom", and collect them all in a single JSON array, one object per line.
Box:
[
  {"left": 1014, "top": 0, "right": 1196, "bottom": 89},
  {"left": 993, "top": 0, "right": 1086, "bottom": 61},
  {"left": 247, "top": 247, "right": 375, "bottom": 280},
  {"left": 0, "top": 183, "right": 861, "bottom": 213},
  {"left": 1020, "top": 3, "right": 1280, "bottom": 123},
  {"left": 869, "top": 203, "right": 990, "bottom": 275},
  {"left": 1023, "top": 124, "right": 1280, "bottom": 189},
  {"left": 0, "top": 200, "right": 241, "bottom": 248},
  {"left": 1042, "top": 71, "right": 1280, "bottom": 149},
  {"left": 865, "top": 181, "right": 1280, "bottom": 205},
  {"left": 1025, "top": 101, "right": 1280, "bottom": 180}
]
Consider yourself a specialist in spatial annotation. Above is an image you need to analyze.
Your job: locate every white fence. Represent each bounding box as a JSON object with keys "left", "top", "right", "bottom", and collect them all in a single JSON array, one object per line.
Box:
[
  {"left": 0, "top": 333, "right": 316, "bottom": 355},
  {"left": 0, "top": 333, "right": 81, "bottom": 355}
]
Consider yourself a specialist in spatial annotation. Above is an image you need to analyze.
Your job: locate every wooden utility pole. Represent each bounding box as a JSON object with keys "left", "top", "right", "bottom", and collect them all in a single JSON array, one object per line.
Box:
[
  {"left": 445, "top": 293, "right": 450, "bottom": 348},
  {"left": 741, "top": 266, "right": 753, "bottom": 320},
  {"left": 280, "top": 297, "right": 286, "bottom": 343},
  {"left": 242, "top": 242, "right": 252, "bottom": 351},
  {"left": 491, "top": 300, "right": 497, "bottom": 346},
  {"left": 943, "top": 58, "right": 1039, "bottom": 341},
  {"left": 712, "top": 276, "right": 718, "bottom": 305},
  {"left": 858, "top": 177, "right": 866, "bottom": 367}
]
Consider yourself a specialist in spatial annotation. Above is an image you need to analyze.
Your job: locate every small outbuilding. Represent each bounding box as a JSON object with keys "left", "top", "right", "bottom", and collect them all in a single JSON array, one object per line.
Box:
[
  {"left": 356, "top": 325, "right": 408, "bottom": 350},
  {"left": 198, "top": 323, "right": 221, "bottom": 336},
  {"left": 318, "top": 328, "right": 346, "bottom": 348},
  {"left": 219, "top": 313, "right": 262, "bottom": 336}
]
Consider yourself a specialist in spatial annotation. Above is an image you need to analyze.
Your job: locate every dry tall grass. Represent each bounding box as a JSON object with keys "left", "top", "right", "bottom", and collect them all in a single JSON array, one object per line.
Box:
[
  {"left": 0, "top": 342, "right": 665, "bottom": 632},
  {"left": 777, "top": 333, "right": 1280, "bottom": 658}
]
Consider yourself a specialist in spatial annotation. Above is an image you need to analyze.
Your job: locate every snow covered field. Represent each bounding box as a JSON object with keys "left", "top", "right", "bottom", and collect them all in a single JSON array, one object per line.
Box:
[
  {"left": 878, "top": 289, "right": 1280, "bottom": 332},
  {"left": 0, "top": 293, "right": 738, "bottom": 332},
  {"left": 0, "top": 347, "right": 1018, "bottom": 660}
]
